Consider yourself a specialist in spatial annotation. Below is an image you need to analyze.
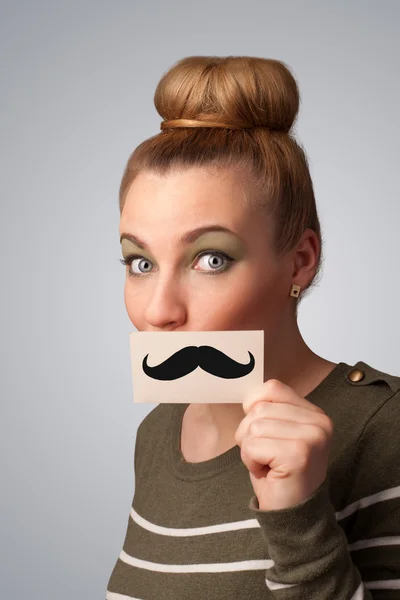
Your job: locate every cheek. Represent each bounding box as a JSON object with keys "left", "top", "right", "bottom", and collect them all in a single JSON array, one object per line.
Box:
[
  {"left": 194, "top": 270, "right": 286, "bottom": 329},
  {"left": 124, "top": 281, "right": 146, "bottom": 327}
]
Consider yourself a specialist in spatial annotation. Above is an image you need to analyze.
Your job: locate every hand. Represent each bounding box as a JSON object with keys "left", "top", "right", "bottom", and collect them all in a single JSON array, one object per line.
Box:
[{"left": 234, "top": 379, "right": 334, "bottom": 511}]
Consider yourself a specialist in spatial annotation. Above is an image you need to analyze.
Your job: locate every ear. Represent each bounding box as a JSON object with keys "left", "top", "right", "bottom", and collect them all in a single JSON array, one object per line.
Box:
[{"left": 292, "top": 228, "right": 320, "bottom": 285}]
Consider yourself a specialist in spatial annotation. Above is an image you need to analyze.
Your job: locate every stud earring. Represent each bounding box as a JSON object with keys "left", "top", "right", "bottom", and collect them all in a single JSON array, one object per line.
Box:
[{"left": 290, "top": 284, "right": 301, "bottom": 297}]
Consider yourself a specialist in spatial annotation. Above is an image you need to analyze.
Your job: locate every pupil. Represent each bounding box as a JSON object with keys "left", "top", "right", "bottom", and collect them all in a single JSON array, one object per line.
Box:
[{"left": 210, "top": 255, "right": 221, "bottom": 267}]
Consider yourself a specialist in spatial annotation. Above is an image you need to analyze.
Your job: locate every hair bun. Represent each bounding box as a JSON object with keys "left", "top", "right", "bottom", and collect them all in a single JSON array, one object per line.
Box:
[{"left": 154, "top": 56, "right": 300, "bottom": 134}]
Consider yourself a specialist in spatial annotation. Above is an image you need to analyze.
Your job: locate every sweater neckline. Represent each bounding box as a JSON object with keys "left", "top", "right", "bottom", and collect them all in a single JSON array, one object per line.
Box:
[{"left": 169, "top": 360, "right": 351, "bottom": 481}]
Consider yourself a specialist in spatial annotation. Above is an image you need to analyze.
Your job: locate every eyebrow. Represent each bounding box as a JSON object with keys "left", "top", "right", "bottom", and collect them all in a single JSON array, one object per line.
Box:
[{"left": 119, "top": 225, "right": 242, "bottom": 250}]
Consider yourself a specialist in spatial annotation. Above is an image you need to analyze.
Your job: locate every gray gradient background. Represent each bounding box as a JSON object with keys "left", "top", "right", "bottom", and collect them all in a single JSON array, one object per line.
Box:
[{"left": 1, "top": 1, "right": 399, "bottom": 598}]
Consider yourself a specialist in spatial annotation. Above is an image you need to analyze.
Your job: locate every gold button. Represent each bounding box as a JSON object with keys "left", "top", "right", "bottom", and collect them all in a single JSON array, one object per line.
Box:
[{"left": 348, "top": 368, "right": 365, "bottom": 382}]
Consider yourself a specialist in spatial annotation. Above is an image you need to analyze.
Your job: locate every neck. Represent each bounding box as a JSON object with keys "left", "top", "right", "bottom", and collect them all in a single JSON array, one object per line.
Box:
[{"left": 263, "top": 319, "right": 332, "bottom": 397}]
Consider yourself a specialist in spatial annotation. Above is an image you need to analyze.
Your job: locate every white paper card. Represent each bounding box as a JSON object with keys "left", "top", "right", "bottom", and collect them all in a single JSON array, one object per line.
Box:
[{"left": 129, "top": 330, "right": 264, "bottom": 403}]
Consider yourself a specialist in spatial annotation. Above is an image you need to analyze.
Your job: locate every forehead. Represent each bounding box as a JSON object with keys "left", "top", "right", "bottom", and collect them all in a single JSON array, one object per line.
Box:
[{"left": 119, "top": 167, "right": 254, "bottom": 231}]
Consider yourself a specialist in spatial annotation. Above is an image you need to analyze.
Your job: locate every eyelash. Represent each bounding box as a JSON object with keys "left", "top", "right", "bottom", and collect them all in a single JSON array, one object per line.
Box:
[{"left": 119, "top": 250, "right": 234, "bottom": 278}]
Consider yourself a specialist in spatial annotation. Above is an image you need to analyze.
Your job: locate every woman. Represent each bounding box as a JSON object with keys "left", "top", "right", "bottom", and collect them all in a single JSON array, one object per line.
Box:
[{"left": 106, "top": 56, "right": 400, "bottom": 599}]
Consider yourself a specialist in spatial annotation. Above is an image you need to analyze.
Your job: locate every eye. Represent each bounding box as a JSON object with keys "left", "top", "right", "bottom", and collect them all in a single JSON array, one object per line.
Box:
[
  {"left": 132, "top": 257, "right": 153, "bottom": 274},
  {"left": 194, "top": 250, "right": 233, "bottom": 274},
  {"left": 119, "top": 255, "right": 154, "bottom": 276}
]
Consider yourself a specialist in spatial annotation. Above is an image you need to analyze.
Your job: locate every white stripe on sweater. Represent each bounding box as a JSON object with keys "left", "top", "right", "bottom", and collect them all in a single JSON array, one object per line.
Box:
[
  {"left": 119, "top": 549, "right": 273, "bottom": 572},
  {"left": 265, "top": 580, "right": 365, "bottom": 598},
  {"left": 348, "top": 535, "right": 400, "bottom": 551},
  {"left": 365, "top": 579, "right": 400, "bottom": 589},
  {"left": 130, "top": 505, "right": 259, "bottom": 535},
  {"left": 335, "top": 485, "right": 400, "bottom": 521},
  {"left": 106, "top": 592, "right": 143, "bottom": 600},
  {"left": 351, "top": 582, "right": 365, "bottom": 599},
  {"left": 265, "top": 577, "right": 298, "bottom": 590},
  {"left": 105, "top": 582, "right": 367, "bottom": 599},
  {"left": 130, "top": 483, "right": 400, "bottom": 536}
]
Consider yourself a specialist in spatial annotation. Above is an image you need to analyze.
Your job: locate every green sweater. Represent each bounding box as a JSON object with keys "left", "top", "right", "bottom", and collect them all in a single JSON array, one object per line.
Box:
[{"left": 106, "top": 360, "right": 400, "bottom": 599}]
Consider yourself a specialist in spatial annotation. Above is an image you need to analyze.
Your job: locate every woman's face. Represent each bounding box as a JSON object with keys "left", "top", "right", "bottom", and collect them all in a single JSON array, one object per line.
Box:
[{"left": 119, "top": 167, "right": 303, "bottom": 335}]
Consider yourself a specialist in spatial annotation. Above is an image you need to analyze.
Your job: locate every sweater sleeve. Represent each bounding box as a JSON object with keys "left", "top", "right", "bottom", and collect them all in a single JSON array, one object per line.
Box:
[{"left": 247, "top": 389, "right": 400, "bottom": 600}]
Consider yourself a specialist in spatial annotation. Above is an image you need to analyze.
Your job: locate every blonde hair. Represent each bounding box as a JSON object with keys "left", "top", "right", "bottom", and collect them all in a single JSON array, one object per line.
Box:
[{"left": 119, "top": 56, "right": 324, "bottom": 306}]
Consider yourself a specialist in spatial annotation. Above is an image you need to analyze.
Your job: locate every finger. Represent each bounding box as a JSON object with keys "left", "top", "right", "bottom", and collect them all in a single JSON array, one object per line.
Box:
[
  {"left": 248, "top": 400, "right": 329, "bottom": 425},
  {"left": 235, "top": 403, "right": 332, "bottom": 445},
  {"left": 243, "top": 378, "right": 326, "bottom": 416},
  {"left": 240, "top": 436, "right": 298, "bottom": 477},
  {"left": 245, "top": 418, "right": 330, "bottom": 445}
]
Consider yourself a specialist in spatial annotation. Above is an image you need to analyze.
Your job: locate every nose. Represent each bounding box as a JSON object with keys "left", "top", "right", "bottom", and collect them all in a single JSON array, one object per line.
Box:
[{"left": 144, "top": 274, "right": 187, "bottom": 330}]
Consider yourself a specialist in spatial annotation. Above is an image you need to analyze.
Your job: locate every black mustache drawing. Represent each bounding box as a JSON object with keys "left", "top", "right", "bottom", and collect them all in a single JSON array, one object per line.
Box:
[{"left": 142, "top": 345, "right": 255, "bottom": 381}]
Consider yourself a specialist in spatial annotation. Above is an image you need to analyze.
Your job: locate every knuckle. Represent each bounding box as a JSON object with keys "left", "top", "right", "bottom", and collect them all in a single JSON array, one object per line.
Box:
[
  {"left": 241, "top": 437, "right": 255, "bottom": 458},
  {"left": 248, "top": 419, "right": 263, "bottom": 437},
  {"left": 316, "top": 414, "right": 333, "bottom": 437},
  {"left": 323, "top": 415, "right": 334, "bottom": 435},
  {"left": 253, "top": 401, "right": 266, "bottom": 416},
  {"left": 292, "top": 438, "right": 309, "bottom": 457},
  {"left": 265, "top": 378, "right": 282, "bottom": 393},
  {"left": 292, "top": 439, "right": 312, "bottom": 468},
  {"left": 311, "top": 427, "right": 327, "bottom": 447}
]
